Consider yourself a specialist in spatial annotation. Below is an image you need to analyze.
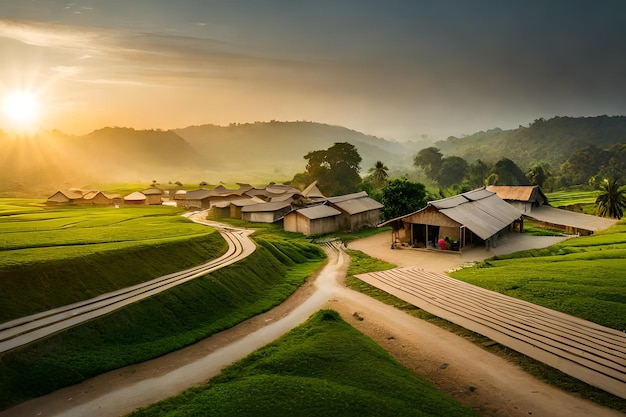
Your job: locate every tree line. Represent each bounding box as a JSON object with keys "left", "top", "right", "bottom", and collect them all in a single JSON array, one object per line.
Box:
[{"left": 289, "top": 142, "right": 626, "bottom": 220}]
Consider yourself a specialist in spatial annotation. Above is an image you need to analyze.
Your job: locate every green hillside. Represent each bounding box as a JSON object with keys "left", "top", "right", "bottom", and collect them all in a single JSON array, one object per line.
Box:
[
  {"left": 127, "top": 310, "right": 479, "bottom": 417},
  {"left": 436, "top": 115, "right": 626, "bottom": 169}
]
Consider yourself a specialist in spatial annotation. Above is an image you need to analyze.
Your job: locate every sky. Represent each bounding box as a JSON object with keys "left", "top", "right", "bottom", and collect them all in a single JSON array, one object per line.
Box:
[{"left": 1, "top": 0, "right": 625, "bottom": 140}]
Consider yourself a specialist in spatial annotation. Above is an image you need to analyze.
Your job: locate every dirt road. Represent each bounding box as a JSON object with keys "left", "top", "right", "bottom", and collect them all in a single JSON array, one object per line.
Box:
[{"left": 1, "top": 234, "right": 622, "bottom": 417}]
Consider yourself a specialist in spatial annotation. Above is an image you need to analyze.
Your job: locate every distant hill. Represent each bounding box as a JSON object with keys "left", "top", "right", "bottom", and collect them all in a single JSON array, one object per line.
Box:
[
  {"left": 2, "top": 116, "right": 625, "bottom": 197},
  {"left": 173, "top": 121, "right": 425, "bottom": 177},
  {"left": 0, "top": 128, "right": 207, "bottom": 197},
  {"left": 435, "top": 115, "right": 626, "bottom": 169}
]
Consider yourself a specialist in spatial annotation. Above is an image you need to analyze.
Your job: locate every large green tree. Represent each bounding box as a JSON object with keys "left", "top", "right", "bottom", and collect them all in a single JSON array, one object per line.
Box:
[
  {"left": 413, "top": 147, "right": 443, "bottom": 181},
  {"left": 438, "top": 156, "right": 468, "bottom": 188},
  {"left": 467, "top": 159, "right": 490, "bottom": 188},
  {"left": 302, "top": 142, "right": 362, "bottom": 196},
  {"left": 596, "top": 177, "right": 626, "bottom": 219},
  {"left": 526, "top": 162, "right": 552, "bottom": 188},
  {"left": 380, "top": 178, "right": 429, "bottom": 221},
  {"left": 491, "top": 158, "right": 530, "bottom": 186}
]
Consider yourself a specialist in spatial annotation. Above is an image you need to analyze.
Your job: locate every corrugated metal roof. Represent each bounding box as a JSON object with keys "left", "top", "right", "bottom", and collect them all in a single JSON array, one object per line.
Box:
[
  {"left": 439, "top": 193, "right": 521, "bottom": 240},
  {"left": 526, "top": 205, "right": 617, "bottom": 232},
  {"left": 331, "top": 197, "right": 383, "bottom": 215},
  {"left": 296, "top": 205, "right": 341, "bottom": 220}
]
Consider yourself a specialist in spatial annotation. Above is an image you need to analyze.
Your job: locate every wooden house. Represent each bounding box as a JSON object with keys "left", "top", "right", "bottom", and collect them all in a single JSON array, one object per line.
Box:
[
  {"left": 326, "top": 191, "right": 384, "bottom": 232},
  {"left": 123, "top": 191, "right": 147, "bottom": 205},
  {"left": 486, "top": 185, "right": 548, "bottom": 214},
  {"left": 141, "top": 188, "right": 163, "bottom": 205},
  {"left": 47, "top": 189, "right": 86, "bottom": 205},
  {"left": 241, "top": 201, "right": 292, "bottom": 223},
  {"left": 284, "top": 205, "right": 342, "bottom": 236},
  {"left": 380, "top": 188, "right": 522, "bottom": 251}
]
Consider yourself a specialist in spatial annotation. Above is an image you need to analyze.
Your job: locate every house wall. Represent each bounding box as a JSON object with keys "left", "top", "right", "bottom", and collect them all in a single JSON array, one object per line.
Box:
[
  {"left": 243, "top": 211, "right": 276, "bottom": 223},
  {"left": 347, "top": 209, "right": 381, "bottom": 231},
  {"left": 146, "top": 195, "right": 162, "bottom": 205},
  {"left": 508, "top": 200, "right": 532, "bottom": 214},
  {"left": 230, "top": 205, "right": 243, "bottom": 219},
  {"left": 284, "top": 213, "right": 340, "bottom": 236},
  {"left": 403, "top": 206, "right": 460, "bottom": 227}
]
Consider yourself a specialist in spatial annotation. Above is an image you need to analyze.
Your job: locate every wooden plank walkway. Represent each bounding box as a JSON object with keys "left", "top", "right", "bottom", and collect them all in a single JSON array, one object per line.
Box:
[{"left": 355, "top": 267, "right": 626, "bottom": 399}]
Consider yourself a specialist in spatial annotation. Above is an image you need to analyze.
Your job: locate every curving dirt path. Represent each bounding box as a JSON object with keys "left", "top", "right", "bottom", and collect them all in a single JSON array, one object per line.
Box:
[{"left": 1, "top": 233, "right": 623, "bottom": 417}]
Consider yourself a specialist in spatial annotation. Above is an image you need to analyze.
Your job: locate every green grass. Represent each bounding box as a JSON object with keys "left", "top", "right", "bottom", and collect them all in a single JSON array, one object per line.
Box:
[
  {"left": 0, "top": 231, "right": 326, "bottom": 410},
  {"left": 127, "top": 310, "right": 479, "bottom": 417},
  {"left": 0, "top": 202, "right": 229, "bottom": 321},
  {"left": 546, "top": 189, "right": 598, "bottom": 207},
  {"left": 451, "top": 219, "right": 626, "bottom": 331},
  {"left": 545, "top": 189, "right": 599, "bottom": 214}
]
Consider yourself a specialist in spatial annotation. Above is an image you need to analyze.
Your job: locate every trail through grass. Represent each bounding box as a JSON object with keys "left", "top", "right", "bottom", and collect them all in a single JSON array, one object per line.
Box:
[{"left": 127, "top": 310, "right": 479, "bottom": 417}]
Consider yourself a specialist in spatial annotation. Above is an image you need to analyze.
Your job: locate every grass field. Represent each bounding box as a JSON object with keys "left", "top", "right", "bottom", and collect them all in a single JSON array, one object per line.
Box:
[
  {"left": 545, "top": 189, "right": 599, "bottom": 214},
  {"left": 450, "top": 219, "right": 626, "bottom": 331},
  {"left": 0, "top": 214, "right": 326, "bottom": 410},
  {"left": 0, "top": 201, "right": 228, "bottom": 321},
  {"left": 127, "top": 310, "right": 479, "bottom": 417}
]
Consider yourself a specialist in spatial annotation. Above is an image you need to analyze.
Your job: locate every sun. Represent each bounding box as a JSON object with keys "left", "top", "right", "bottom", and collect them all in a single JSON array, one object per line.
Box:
[{"left": 2, "top": 91, "right": 41, "bottom": 131}]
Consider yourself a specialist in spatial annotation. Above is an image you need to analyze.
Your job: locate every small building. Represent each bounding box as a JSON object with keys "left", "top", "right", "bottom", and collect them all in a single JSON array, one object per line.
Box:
[
  {"left": 47, "top": 189, "right": 86, "bottom": 205},
  {"left": 486, "top": 185, "right": 548, "bottom": 214},
  {"left": 123, "top": 191, "right": 147, "bottom": 205},
  {"left": 141, "top": 188, "right": 163, "bottom": 205},
  {"left": 241, "top": 201, "right": 292, "bottom": 223},
  {"left": 81, "top": 191, "right": 114, "bottom": 206},
  {"left": 284, "top": 205, "right": 342, "bottom": 236},
  {"left": 381, "top": 188, "right": 522, "bottom": 251},
  {"left": 326, "top": 191, "right": 384, "bottom": 232},
  {"left": 228, "top": 197, "right": 266, "bottom": 219}
]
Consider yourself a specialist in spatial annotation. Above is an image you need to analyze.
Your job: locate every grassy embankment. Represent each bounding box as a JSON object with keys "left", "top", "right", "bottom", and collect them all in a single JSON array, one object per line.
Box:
[
  {"left": 344, "top": 221, "right": 626, "bottom": 410},
  {"left": 0, "top": 200, "right": 228, "bottom": 321},
  {"left": 127, "top": 310, "right": 479, "bottom": 417},
  {"left": 0, "top": 201, "right": 326, "bottom": 410}
]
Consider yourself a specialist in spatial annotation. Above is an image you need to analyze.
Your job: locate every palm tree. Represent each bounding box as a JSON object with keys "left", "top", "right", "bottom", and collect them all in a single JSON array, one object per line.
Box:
[
  {"left": 368, "top": 161, "right": 389, "bottom": 189},
  {"left": 596, "top": 177, "right": 626, "bottom": 219}
]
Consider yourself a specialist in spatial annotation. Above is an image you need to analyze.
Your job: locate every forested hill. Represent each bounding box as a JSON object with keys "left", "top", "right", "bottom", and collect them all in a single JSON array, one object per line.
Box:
[
  {"left": 435, "top": 116, "right": 626, "bottom": 169},
  {"left": 173, "top": 121, "right": 426, "bottom": 177}
]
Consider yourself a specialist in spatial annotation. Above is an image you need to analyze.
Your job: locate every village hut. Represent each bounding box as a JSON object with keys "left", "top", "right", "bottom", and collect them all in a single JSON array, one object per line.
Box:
[
  {"left": 81, "top": 191, "right": 115, "bottom": 206},
  {"left": 46, "top": 189, "right": 86, "bottom": 205},
  {"left": 326, "top": 191, "right": 384, "bottom": 232},
  {"left": 141, "top": 188, "right": 163, "bottom": 205},
  {"left": 228, "top": 197, "right": 266, "bottom": 219},
  {"left": 123, "top": 191, "right": 147, "bottom": 205},
  {"left": 241, "top": 201, "right": 292, "bottom": 223},
  {"left": 283, "top": 205, "right": 342, "bottom": 236},
  {"left": 380, "top": 188, "right": 522, "bottom": 251},
  {"left": 486, "top": 185, "right": 548, "bottom": 214}
]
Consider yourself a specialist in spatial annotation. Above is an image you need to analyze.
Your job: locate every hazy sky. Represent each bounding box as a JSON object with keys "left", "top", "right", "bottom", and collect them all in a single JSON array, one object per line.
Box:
[{"left": 1, "top": 0, "right": 625, "bottom": 140}]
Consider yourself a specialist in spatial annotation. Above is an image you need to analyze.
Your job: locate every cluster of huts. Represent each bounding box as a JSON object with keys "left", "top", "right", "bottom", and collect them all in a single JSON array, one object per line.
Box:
[
  {"left": 180, "top": 182, "right": 384, "bottom": 235},
  {"left": 48, "top": 183, "right": 613, "bottom": 249},
  {"left": 46, "top": 187, "right": 165, "bottom": 206},
  {"left": 46, "top": 182, "right": 385, "bottom": 236}
]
